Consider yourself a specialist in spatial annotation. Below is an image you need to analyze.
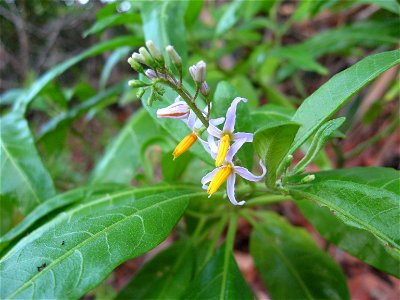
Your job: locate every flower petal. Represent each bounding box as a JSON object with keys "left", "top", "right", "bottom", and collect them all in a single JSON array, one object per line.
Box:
[
  {"left": 233, "top": 132, "right": 253, "bottom": 142},
  {"left": 207, "top": 135, "right": 218, "bottom": 158},
  {"left": 234, "top": 159, "right": 267, "bottom": 182},
  {"left": 201, "top": 167, "right": 222, "bottom": 189},
  {"left": 211, "top": 117, "right": 225, "bottom": 126},
  {"left": 227, "top": 173, "right": 245, "bottom": 206},
  {"left": 207, "top": 122, "right": 222, "bottom": 137},
  {"left": 187, "top": 110, "right": 197, "bottom": 130},
  {"left": 157, "top": 101, "right": 189, "bottom": 119},
  {"left": 225, "top": 138, "right": 247, "bottom": 163},
  {"left": 223, "top": 97, "right": 247, "bottom": 133}
]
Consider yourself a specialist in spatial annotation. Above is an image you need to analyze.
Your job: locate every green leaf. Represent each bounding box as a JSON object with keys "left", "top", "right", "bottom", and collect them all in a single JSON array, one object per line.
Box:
[
  {"left": 116, "top": 241, "right": 195, "bottom": 299},
  {"left": 216, "top": 0, "right": 245, "bottom": 35},
  {"left": 141, "top": 0, "right": 188, "bottom": 64},
  {"left": 291, "top": 117, "right": 345, "bottom": 175},
  {"left": 90, "top": 108, "right": 168, "bottom": 184},
  {"left": 250, "top": 211, "right": 349, "bottom": 300},
  {"left": 183, "top": 242, "right": 253, "bottom": 300},
  {"left": 0, "top": 184, "right": 121, "bottom": 249},
  {"left": 356, "top": 0, "right": 400, "bottom": 14},
  {"left": 100, "top": 47, "right": 131, "bottom": 89},
  {"left": 0, "top": 113, "right": 56, "bottom": 214},
  {"left": 213, "top": 81, "right": 254, "bottom": 169},
  {"left": 297, "top": 199, "right": 400, "bottom": 277},
  {"left": 290, "top": 49, "right": 400, "bottom": 153},
  {"left": 288, "top": 167, "right": 400, "bottom": 257},
  {"left": 83, "top": 13, "right": 142, "bottom": 37},
  {"left": 0, "top": 186, "right": 198, "bottom": 299},
  {"left": 38, "top": 83, "right": 126, "bottom": 143},
  {"left": 13, "top": 36, "right": 142, "bottom": 114},
  {"left": 251, "top": 104, "right": 294, "bottom": 130},
  {"left": 253, "top": 120, "right": 300, "bottom": 188}
]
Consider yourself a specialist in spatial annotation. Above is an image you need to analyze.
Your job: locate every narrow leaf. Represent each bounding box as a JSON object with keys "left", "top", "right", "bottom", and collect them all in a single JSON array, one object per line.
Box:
[
  {"left": 183, "top": 242, "right": 253, "bottom": 300},
  {"left": 288, "top": 167, "right": 400, "bottom": 257},
  {"left": 290, "top": 50, "right": 400, "bottom": 153},
  {"left": 0, "top": 186, "right": 197, "bottom": 299},
  {"left": 13, "top": 36, "right": 142, "bottom": 114},
  {"left": 0, "top": 113, "right": 56, "bottom": 214},
  {"left": 253, "top": 121, "right": 300, "bottom": 188},
  {"left": 297, "top": 199, "right": 400, "bottom": 277},
  {"left": 116, "top": 241, "right": 195, "bottom": 299},
  {"left": 83, "top": 13, "right": 142, "bottom": 37},
  {"left": 291, "top": 117, "right": 345, "bottom": 175},
  {"left": 250, "top": 212, "right": 349, "bottom": 300}
]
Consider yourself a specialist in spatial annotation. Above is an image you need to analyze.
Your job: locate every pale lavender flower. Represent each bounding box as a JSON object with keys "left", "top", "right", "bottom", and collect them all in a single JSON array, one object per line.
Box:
[
  {"left": 157, "top": 96, "right": 190, "bottom": 119},
  {"left": 207, "top": 97, "right": 253, "bottom": 167},
  {"left": 201, "top": 143, "right": 266, "bottom": 206},
  {"left": 189, "top": 60, "right": 206, "bottom": 83}
]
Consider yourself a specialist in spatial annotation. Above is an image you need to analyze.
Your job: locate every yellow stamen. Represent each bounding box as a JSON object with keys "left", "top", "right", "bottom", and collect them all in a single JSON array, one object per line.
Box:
[
  {"left": 215, "top": 134, "right": 230, "bottom": 167},
  {"left": 207, "top": 164, "right": 233, "bottom": 196},
  {"left": 172, "top": 132, "right": 197, "bottom": 159}
]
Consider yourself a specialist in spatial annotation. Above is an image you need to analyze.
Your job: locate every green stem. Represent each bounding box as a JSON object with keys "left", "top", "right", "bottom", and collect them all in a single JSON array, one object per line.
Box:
[
  {"left": 246, "top": 195, "right": 290, "bottom": 207},
  {"left": 160, "top": 78, "right": 209, "bottom": 128},
  {"left": 225, "top": 213, "right": 238, "bottom": 251}
]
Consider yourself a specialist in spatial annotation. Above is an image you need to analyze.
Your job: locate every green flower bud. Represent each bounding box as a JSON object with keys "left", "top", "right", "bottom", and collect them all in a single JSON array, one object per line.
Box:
[
  {"left": 128, "top": 80, "right": 148, "bottom": 88},
  {"left": 166, "top": 45, "right": 182, "bottom": 68},
  {"left": 301, "top": 174, "right": 315, "bottom": 183},
  {"left": 136, "top": 88, "right": 145, "bottom": 99},
  {"left": 127, "top": 57, "right": 144, "bottom": 73},
  {"left": 146, "top": 40, "right": 164, "bottom": 64},
  {"left": 139, "top": 47, "right": 155, "bottom": 66}
]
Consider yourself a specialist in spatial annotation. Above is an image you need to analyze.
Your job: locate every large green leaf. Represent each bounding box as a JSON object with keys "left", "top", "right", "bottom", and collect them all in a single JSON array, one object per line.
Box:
[
  {"left": 0, "top": 113, "right": 56, "bottom": 214},
  {"left": 297, "top": 200, "right": 400, "bottom": 277},
  {"left": 250, "top": 212, "right": 349, "bottom": 300},
  {"left": 0, "top": 186, "right": 198, "bottom": 299},
  {"left": 141, "top": 0, "right": 188, "bottom": 64},
  {"left": 0, "top": 184, "right": 121, "bottom": 249},
  {"left": 183, "top": 242, "right": 253, "bottom": 299},
  {"left": 253, "top": 120, "right": 300, "bottom": 188},
  {"left": 290, "top": 50, "right": 400, "bottom": 153},
  {"left": 288, "top": 167, "right": 400, "bottom": 257},
  {"left": 116, "top": 241, "right": 195, "bottom": 299},
  {"left": 13, "top": 36, "right": 142, "bottom": 114},
  {"left": 90, "top": 108, "right": 168, "bottom": 184}
]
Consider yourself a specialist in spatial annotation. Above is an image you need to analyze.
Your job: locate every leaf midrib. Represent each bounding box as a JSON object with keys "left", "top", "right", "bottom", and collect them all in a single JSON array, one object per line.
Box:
[
  {"left": 290, "top": 180, "right": 400, "bottom": 251},
  {"left": 7, "top": 191, "right": 201, "bottom": 298},
  {"left": 0, "top": 137, "right": 41, "bottom": 205}
]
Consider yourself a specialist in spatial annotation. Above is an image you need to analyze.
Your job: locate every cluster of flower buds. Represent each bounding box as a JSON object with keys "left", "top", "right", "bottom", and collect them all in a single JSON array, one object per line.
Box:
[{"left": 127, "top": 41, "right": 266, "bottom": 205}]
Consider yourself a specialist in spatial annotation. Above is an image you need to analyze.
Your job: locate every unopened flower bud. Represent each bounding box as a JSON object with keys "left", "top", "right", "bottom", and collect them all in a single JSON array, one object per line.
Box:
[
  {"left": 145, "top": 69, "right": 157, "bottom": 79},
  {"left": 128, "top": 79, "right": 148, "bottom": 88},
  {"left": 136, "top": 88, "right": 145, "bottom": 99},
  {"left": 146, "top": 40, "right": 164, "bottom": 64},
  {"left": 131, "top": 52, "right": 145, "bottom": 64},
  {"left": 200, "top": 82, "right": 210, "bottom": 96},
  {"left": 301, "top": 174, "right": 315, "bottom": 183},
  {"left": 166, "top": 45, "right": 182, "bottom": 68},
  {"left": 127, "top": 57, "right": 144, "bottom": 73},
  {"left": 139, "top": 47, "right": 154, "bottom": 66},
  {"left": 189, "top": 60, "right": 206, "bottom": 83},
  {"left": 157, "top": 100, "right": 189, "bottom": 119}
]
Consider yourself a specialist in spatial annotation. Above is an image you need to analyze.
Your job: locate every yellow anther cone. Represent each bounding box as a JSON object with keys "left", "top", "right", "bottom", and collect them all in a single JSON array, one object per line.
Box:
[
  {"left": 207, "top": 165, "right": 233, "bottom": 196},
  {"left": 173, "top": 132, "right": 197, "bottom": 159},
  {"left": 215, "top": 135, "right": 230, "bottom": 167}
]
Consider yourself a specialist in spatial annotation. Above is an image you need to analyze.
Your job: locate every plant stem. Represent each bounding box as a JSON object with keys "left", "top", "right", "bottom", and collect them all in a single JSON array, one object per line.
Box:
[
  {"left": 160, "top": 78, "right": 209, "bottom": 128},
  {"left": 225, "top": 213, "right": 238, "bottom": 251},
  {"left": 246, "top": 195, "right": 290, "bottom": 207}
]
